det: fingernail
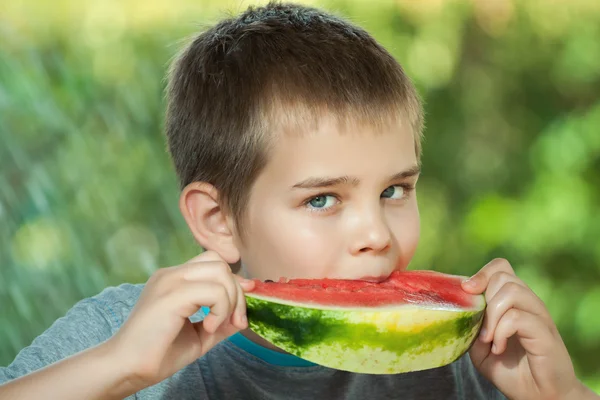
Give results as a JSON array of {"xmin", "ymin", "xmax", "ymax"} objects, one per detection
[
  {"xmin": 492, "ymin": 344, "xmax": 497, "ymax": 353},
  {"xmin": 479, "ymin": 328, "xmax": 487, "ymax": 341},
  {"xmin": 241, "ymin": 281, "xmax": 255, "ymax": 291},
  {"xmin": 463, "ymin": 278, "xmax": 476, "ymax": 288},
  {"xmin": 241, "ymin": 314, "xmax": 247, "ymax": 324}
]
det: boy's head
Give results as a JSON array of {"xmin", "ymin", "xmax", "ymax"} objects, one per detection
[{"xmin": 166, "ymin": 1, "xmax": 424, "ymax": 280}]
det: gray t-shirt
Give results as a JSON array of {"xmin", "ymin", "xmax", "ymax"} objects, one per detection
[{"xmin": 1, "ymin": 283, "xmax": 506, "ymax": 399}]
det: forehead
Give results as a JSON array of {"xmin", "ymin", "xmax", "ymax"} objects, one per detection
[{"xmin": 257, "ymin": 112, "xmax": 418, "ymax": 186}]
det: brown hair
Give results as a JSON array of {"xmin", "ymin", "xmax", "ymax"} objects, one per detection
[{"xmin": 165, "ymin": 1, "xmax": 423, "ymax": 235}]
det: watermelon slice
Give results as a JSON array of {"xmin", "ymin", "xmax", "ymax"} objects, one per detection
[{"xmin": 244, "ymin": 270, "xmax": 485, "ymax": 374}]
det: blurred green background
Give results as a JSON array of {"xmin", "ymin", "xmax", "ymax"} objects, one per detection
[{"xmin": 1, "ymin": 0, "xmax": 599, "ymax": 391}]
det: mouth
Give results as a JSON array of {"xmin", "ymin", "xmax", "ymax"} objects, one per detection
[{"xmin": 357, "ymin": 274, "xmax": 392, "ymax": 283}]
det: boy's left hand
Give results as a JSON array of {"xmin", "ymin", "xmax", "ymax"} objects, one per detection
[{"xmin": 462, "ymin": 258, "xmax": 590, "ymax": 400}]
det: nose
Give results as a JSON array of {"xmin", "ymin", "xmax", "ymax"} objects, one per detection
[{"xmin": 348, "ymin": 209, "xmax": 392, "ymax": 256}]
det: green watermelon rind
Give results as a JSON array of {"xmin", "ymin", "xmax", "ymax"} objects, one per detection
[{"xmin": 245, "ymin": 294, "xmax": 485, "ymax": 374}]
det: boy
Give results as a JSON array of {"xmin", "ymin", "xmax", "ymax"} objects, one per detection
[{"xmin": 0, "ymin": 2, "xmax": 596, "ymax": 399}]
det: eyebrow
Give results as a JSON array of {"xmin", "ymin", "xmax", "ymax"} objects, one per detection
[
  {"xmin": 388, "ymin": 165, "xmax": 421, "ymax": 181},
  {"xmin": 292, "ymin": 165, "xmax": 421, "ymax": 190}
]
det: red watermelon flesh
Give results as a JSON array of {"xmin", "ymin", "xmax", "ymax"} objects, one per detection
[{"xmin": 250, "ymin": 270, "xmax": 477, "ymax": 310}]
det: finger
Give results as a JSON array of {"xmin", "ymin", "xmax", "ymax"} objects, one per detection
[
  {"xmin": 161, "ymin": 251, "xmax": 225, "ymax": 276},
  {"xmin": 195, "ymin": 277, "xmax": 253, "ymax": 349},
  {"xmin": 180, "ymin": 262, "xmax": 239, "ymax": 315},
  {"xmin": 231, "ymin": 275, "xmax": 255, "ymax": 329},
  {"xmin": 172, "ymin": 281, "xmax": 233, "ymax": 334},
  {"xmin": 231, "ymin": 279, "xmax": 249, "ymax": 330},
  {"xmin": 491, "ymin": 308, "xmax": 553, "ymax": 357},
  {"xmin": 234, "ymin": 274, "xmax": 256, "ymax": 292},
  {"xmin": 480, "ymin": 281, "xmax": 550, "ymax": 343},
  {"xmin": 468, "ymin": 331, "xmax": 493, "ymax": 370},
  {"xmin": 462, "ymin": 258, "xmax": 515, "ymax": 294},
  {"xmin": 186, "ymin": 250, "xmax": 223, "ymax": 263},
  {"xmin": 194, "ymin": 318, "xmax": 239, "ymax": 354},
  {"xmin": 484, "ymin": 271, "xmax": 528, "ymax": 301},
  {"xmin": 149, "ymin": 251, "xmax": 228, "ymax": 287}
]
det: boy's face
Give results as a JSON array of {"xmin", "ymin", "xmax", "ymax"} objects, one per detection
[{"xmin": 234, "ymin": 115, "xmax": 420, "ymax": 281}]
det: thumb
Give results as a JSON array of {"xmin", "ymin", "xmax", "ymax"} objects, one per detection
[{"xmin": 461, "ymin": 273, "xmax": 486, "ymax": 295}]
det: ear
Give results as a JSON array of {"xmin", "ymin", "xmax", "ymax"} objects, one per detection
[{"xmin": 179, "ymin": 182, "xmax": 240, "ymax": 264}]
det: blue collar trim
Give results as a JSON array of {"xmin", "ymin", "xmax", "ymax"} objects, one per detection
[{"xmin": 228, "ymin": 332, "xmax": 317, "ymax": 367}]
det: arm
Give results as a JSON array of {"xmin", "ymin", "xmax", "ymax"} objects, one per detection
[
  {"xmin": 0, "ymin": 292, "xmax": 138, "ymax": 399},
  {"xmin": 0, "ymin": 340, "xmax": 139, "ymax": 400},
  {"xmin": 1, "ymin": 252, "xmax": 253, "ymax": 399}
]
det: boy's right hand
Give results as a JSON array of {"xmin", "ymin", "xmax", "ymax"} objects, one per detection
[{"xmin": 107, "ymin": 251, "xmax": 254, "ymax": 391}]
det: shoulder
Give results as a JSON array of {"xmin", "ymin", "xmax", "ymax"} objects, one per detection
[
  {"xmin": 84, "ymin": 282, "xmax": 145, "ymax": 327},
  {"xmin": 34, "ymin": 282, "xmax": 147, "ymax": 343},
  {"xmin": 92, "ymin": 282, "xmax": 145, "ymax": 305},
  {"xmin": 0, "ymin": 283, "xmax": 146, "ymax": 383}
]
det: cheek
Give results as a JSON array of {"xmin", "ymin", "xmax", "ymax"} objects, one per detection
[
  {"xmin": 275, "ymin": 213, "xmax": 344, "ymax": 278},
  {"xmin": 243, "ymin": 207, "xmax": 340, "ymax": 279},
  {"xmin": 389, "ymin": 200, "xmax": 421, "ymax": 259}
]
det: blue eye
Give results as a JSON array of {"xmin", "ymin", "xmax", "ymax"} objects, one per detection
[
  {"xmin": 307, "ymin": 195, "xmax": 337, "ymax": 209},
  {"xmin": 381, "ymin": 185, "xmax": 405, "ymax": 199}
]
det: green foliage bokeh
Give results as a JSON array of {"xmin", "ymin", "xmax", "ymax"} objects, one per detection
[{"xmin": 1, "ymin": 0, "xmax": 599, "ymax": 391}]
